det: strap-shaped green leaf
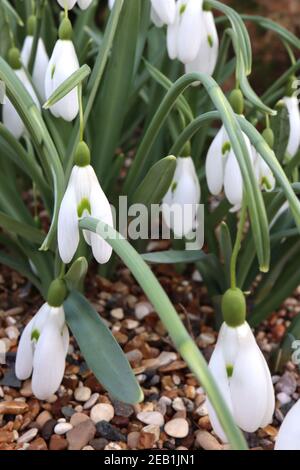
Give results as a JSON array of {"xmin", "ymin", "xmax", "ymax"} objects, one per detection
[
  {"xmin": 141, "ymin": 249, "xmax": 206, "ymax": 264},
  {"xmin": 132, "ymin": 156, "xmax": 176, "ymax": 207},
  {"xmin": 64, "ymin": 291, "xmax": 143, "ymax": 405},
  {"xmin": 43, "ymin": 65, "xmax": 91, "ymax": 109}
]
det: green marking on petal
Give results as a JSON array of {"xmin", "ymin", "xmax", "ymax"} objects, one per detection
[
  {"xmin": 180, "ymin": 4, "xmax": 186, "ymax": 15},
  {"xmin": 226, "ymin": 364, "xmax": 234, "ymax": 378},
  {"xmin": 208, "ymin": 35, "xmax": 213, "ymax": 48},
  {"xmin": 51, "ymin": 64, "xmax": 56, "ymax": 79},
  {"xmin": 222, "ymin": 141, "xmax": 231, "ymax": 155},
  {"xmin": 31, "ymin": 329, "xmax": 40, "ymax": 341},
  {"xmin": 77, "ymin": 198, "xmax": 91, "ymax": 218},
  {"xmin": 171, "ymin": 181, "xmax": 178, "ymax": 193}
]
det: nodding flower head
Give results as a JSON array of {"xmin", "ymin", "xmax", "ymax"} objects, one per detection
[
  {"xmin": 275, "ymin": 400, "xmax": 300, "ymax": 450},
  {"xmin": 57, "ymin": 0, "xmax": 93, "ymax": 10},
  {"xmin": 58, "ymin": 142, "xmax": 113, "ymax": 265},
  {"xmin": 162, "ymin": 156, "xmax": 201, "ymax": 238},
  {"xmin": 15, "ymin": 300, "xmax": 69, "ymax": 400}
]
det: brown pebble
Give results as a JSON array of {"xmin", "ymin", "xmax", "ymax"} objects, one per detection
[
  {"xmin": 36, "ymin": 411, "xmax": 53, "ymax": 429},
  {"xmin": 139, "ymin": 431, "xmax": 156, "ymax": 449},
  {"xmin": 127, "ymin": 431, "xmax": 140, "ymax": 449},
  {"xmin": 28, "ymin": 437, "xmax": 48, "ymax": 451},
  {"xmin": 195, "ymin": 430, "xmax": 222, "ymax": 450},
  {"xmin": 70, "ymin": 412, "xmax": 90, "ymax": 427},
  {"xmin": 198, "ymin": 415, "xmax": 212, "ymax": 430},
  {"xmin": 66, "ymin": 420, "xmax": 96, "ymax": 450},
  {"xmin": 0, "ymin": 401, "xmax": 29, "ymax": 415},
  {"xmin": 0, "ymin": 430, "xmax": 14, "ymax": 444},
  {"xmin": 49, "ymin": 435, "xmax": 68, "ymax": 451}
]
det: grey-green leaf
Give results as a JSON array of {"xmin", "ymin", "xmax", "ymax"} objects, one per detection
[
  {"xmin": 64, "ymin": 291, "xmax": 143, "ymax": 405},
  {"xmin": 132, "ymin": 156, "xmax": 176, "ymax": 207}
]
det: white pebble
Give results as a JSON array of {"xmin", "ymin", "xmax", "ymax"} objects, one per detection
[
  {"xmin": 74, "ymin": 386, "xmax": 92, "ymax": 402},
  {"xmin": 90, "ymin": 403, "xmax": 114, "ymax": 423},
  {"xmin": 277, "ymin": 392, "xmax": 292, "ymax": 405},
  {"xmin": 54, "ymin": 423, "xmax": 73, "ymax": 435},
  {"xmin": 164, "ymin": 418, "xmax": 189, "ymax": 438},
  {"xmin": 137, "ymin": 411, "xmax": 164, "ymax": 427},
  {"xmin": 17, "ymin": 428, "xmax": 38, "ymax": 444}
]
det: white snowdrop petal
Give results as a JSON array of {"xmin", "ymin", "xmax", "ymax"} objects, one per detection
[
  {"xmin": 108, "ymin": 0, "xmax": 115, "ymax": 9},
  {"xmin": 162, "ymin": 157, "xmax": 200, "ymax": 237},
  {"xmin": 32, "ymin": 315, "xmax": 66, "ymax": 400},
  {"xmin": 57, "ymin": 0, "xmax": 77, "ymax": 9},
  {"xmin": 2, "ymin": 97, "xmax": 25, "ymax": 139},
  {"xmin": 177, "ymin": 0, "xmax": 203, "ymax": 64},
  {"xmin": 58, "ymin": 183, "xmax": 79, "ymax": 264},
  {"xmin": 47, "ymin": 40, "xmax": 79, "ymax": 121},
  {"xmin": 205, "ymin": 126, "xmax": 227, "ymax": 195},
  {"xmin": 151, "ymin": 6, "xmax": 164, "ymax": 28},
  {"xmin": 224, "ymin": 150, "xmax": 243, "ymax": 210},
  {"xmin": 22, "ymin": 37, "xmax": 49, "ymax": 101},
  {"xmin": 77, "ymin": 0, "xmax": 93, "ymax": 9},
  {"xmin": 15, "ymin": 318, "xmax": 35, "ymax": 380},
  {"xmin": 167, "ymin": 19, "xmax": 179, "ymax": 60},
  {"xmin": 207, "ymin": 334, "xmax": 233, "ymax": 443},
  {"xmin": 89, "ymin": 174, "xmax": 114, "ymax": 264},
  {"xmin": 230, "ymin": 323, "xmax": 274, "ymax": 432},
  {"xmin": 185, "ymin": 11, "xmax": 219, "ymax": 77},
  {"xmin": 151, "ymin": 0, "xmax": 176, "ymax": 25},
  {"xmin": 284, "ymin": 96, "xmax": 300, "ymax": 158},
  {"xmin": 275, "ymin": 400, "xmax": 300, "ymax": 450},
  {"xmin": 62, "ymin": 325, "xmax": 70, "ymax": 356}
]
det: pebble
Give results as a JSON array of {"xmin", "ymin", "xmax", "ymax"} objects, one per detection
[
  {"xmin": 142, "ymin": 424, "xmax": 160, "ymax": 442},
  {"xmin": 20, "ymin": 380, "xmax": 33, "ymax": 398},
  {"xmin": 54, "ymin": 423, "xmax": 73, "ymax": 435},
  {"xmin": 66, "ymin": 420, "xmax": 96, "ymax": 451},
  {"xmin": 110, "ymin": 308, "xmax": 124, "ymax": 320},
  {"xmin": 49, "ymin": 435, "xmax": 68, "ymax": 451},
  {"xmin": 135, "ymin": 302, "xmax": 153, "ymax": 320},
  {"xmin": 112, "ymin": 400, "xmax": 134, "ymax": 418},
  {"xmin": 277, "ymin": 392, "xmax": 292, "ymax": 405},
  {"xmin": 41, "ymin": 419, "xmax": 57, "ymax": 441},
  {"xmin": 74, "ymin": 386, "xmax": 91, "ymax": 403},
  {"xmin": 89, "ymin": 438, "xmax": 109, "ymax": 450},
  {"xmin": 70, "ymin": 412, "xmax": 90, "ymax": 427},
  {"xmin": 275, "ymin": 372, "xmax": 297, "ymax": 396},
  {"xmin": 172, "ymin": 397, "xmax": 186, "ymax": 411},
  {"xmin": 82, "ymin": 445, "xmax": 94, "ymax": 450},
  {"xmin": 104, "ymin": 442, "xmax": 122, "ymax": 450},
  {"xmin": 0, "ymin": 401, "xmax": 28, "ymax": 415},
  {"xmin": 5, "ymin": 326, "xmax": 19, "ymax": 340},
  {"xmin": 164, "ymin": 418, "xmax": 189, "ymax": 438},
  {"xmin": 156, "ymin": 352, "xmax": 177, "ymax": 368},
  {"xmin": 17, "ymin": 428, "xmax": 38, "ymax": 444},
  {"xmin": 195, "ymin": 430, "xmax": 223, "ymax": 450},
  {"xmin": 127, "ymin": 431, "xmax": 140, "ymax": 449},
  {"xmin": 28, "ymin": 437, "xmax": 48, "ymax": 451},
  {"xmin": 61, "ymin": 406, "xmax": 75, "ymax": 419},
  {"xmin": 36, "ymin": 411, "xmax": 53, "ymax": 428},
  {"xmin": 96, "ymin": 421, "xmax": 126, "ymax": 442},
  {"xmin": 83, "ymin": 393, "xmax": 99, "ymax": 410},
  {"xmin": 195, "ymin": 403, "xmax": 208, "ymax": 417},
  {"xmin": 91, "ymin": 403, "xmax": 114, "ymax": 423},
  {"xmin": 137, "ymin": 411, "xmax": 164, "ymax": 427}
]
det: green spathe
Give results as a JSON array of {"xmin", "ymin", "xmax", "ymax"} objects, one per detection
[
  {"xmin": 47, "ymin": 279, "xmax": 68, "ymax": 307},
  {"xmin": 59, "ymin": 17, "xmax": 73, "ymax": 41},
  {"xmin": 8, "ymin": 47, "xmax": 21, "ymax": 70},
  {"xmin": 229, "ymin": 89, "xmax": 244, "ymax": 116},
  {"xmin": 222, "ymin": 288, "xmax": 246, "ymax": 327},
  {"xmin": 74, "ymin": 141, "xmax": 91, "ymax": 167}
]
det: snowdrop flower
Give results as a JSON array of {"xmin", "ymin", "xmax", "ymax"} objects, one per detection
[
  {"xmin": 283, "ymin": 96, "xmax": 300, "ymax": 158},
  {"xmin": 109, "ymin": 0, "xmax": 176, "ymax": 26},
  {"xmin": 275, "ymin": 400, "xmax": 300, "ymax": 450},
  {"xmin": 45, "ymin": 18, "xmax": 79, "ymax": 121},
  {"xmin": 162, "ymin": 156, "xmax": 201, "ymax": 237},
  {"xmin": 21, "ymin": 17, "xmax": 49, "ymax": 101},
  {"xmin": 206, "ymin": 125, "xmax": 254, "ymax": 212},
  {"xmin": 207, "ymin": 288, "xmax": 275, "ymax": 443},
  {"xmin": 57, "ymin": 0, "xmax": 93, "ymax": 10},
  {"xmin": 185, "ymin": 9, "xmax": 219, "ymax": 77},
  {"xmin": 15, "ymin": 280, "xmax": 69, "ymax": 400},
  {"xmin": 58, "ymin": 142, "xmax": 113, "ymax": 264},
  {"xmin": 167, "ymin": 0, "xmax": 203, "ymax": 63},
  {"xmin": 2, "ymin": 48, "xmax": 40, "ymax": 140}
]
